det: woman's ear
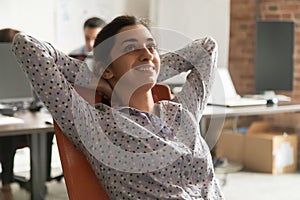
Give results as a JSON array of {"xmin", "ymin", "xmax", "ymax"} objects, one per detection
[
  {"xmin": 102, "ymin": 68, "xmax": 114, "ymax": 80},
  {"xmin": 94, "ymin": 61, "xmax": 113, "ymax": 80}
]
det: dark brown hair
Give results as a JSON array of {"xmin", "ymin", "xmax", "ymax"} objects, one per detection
[
  {"xmin": 93, "ymin": 15, "xmax": 150, "ymax": 66},
  {"xmin": 0, "ymin": 28, "xmax": 20, "ymax": 43},
  {"xmin": 83, "ymin": 17, "xmax": 106, "ymax": 29}
]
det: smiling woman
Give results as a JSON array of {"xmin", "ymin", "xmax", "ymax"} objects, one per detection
[
  {"xmin": 100, "ymin": 24, "xmax": 161, "ymax": 110},
  {"xmin": 12, "ymin": 15, "xmax": 223, "ymax": 199}
]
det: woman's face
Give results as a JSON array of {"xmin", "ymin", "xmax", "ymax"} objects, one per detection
[{"xmin": 104, "ymin": 24, "xmax": 160, "ymax": 91}]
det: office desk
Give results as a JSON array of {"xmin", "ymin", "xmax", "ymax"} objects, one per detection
[
  {"xmin": 2, "ymin": 103, "xmax": 300, "ymax": 199},
  {"xmin": 0, "ymin": 110, "xmax": 53, "ymax": 200},
  {"xmin": 201, "ymin": 102, "xmax": 300, "ymax": 149}
]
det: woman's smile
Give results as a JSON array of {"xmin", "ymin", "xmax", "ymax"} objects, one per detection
[{"xmin": 133, "ymin": 64, "xmax": 157, "ymax": 77}]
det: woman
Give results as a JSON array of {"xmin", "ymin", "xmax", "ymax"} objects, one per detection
[{"xmin": 12, "ymin": 15, "xmax": 223, "ymax": 199}]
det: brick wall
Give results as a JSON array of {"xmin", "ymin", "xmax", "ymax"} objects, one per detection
[
  {"xmin": 229, "ymin": 0, "xmax": 257, "ymax": 94},
  {"xmin": 229, "ymin": 0, "xmax": 300, "ymax": 99},
  {"xmin": 230, "ymin": 0, "xmax": 300, "ymax": 167}
]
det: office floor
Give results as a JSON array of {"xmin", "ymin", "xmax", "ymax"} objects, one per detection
[{"xmin": 2, "ymin": 140, "xmax": 300, "ymax": 200}]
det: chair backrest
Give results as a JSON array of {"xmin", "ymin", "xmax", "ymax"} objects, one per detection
[{"xmin": 54, "ymin": 83, "xmax": 172, "ymax": 200}]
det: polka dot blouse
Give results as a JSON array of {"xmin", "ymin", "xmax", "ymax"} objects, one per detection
[{"xmin": 12, "ymin": 33, "xmax": 224, "ymax": 199}]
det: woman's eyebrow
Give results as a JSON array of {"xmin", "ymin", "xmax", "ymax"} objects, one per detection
[
  {"xmin": 122, "ymin": 38, "xmax": 138, "ymax": 44},
  {"xmin": 146, "ymin": 38, "xmax": 154, "ymax": 42},
  {"xmin": 121, "ymin": 38, "xmax": 155, "ymax": 44}
]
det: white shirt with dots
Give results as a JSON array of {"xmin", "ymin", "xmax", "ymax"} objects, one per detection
[{"xmin": 12, "ymin": 33, "xmax": 224, "ymax": 200}]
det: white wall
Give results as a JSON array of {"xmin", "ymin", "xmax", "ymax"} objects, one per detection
[
  {"xmin": 0, "ymin": 0, "xmax": 229, "ymax": 66},
  {"xmin": 150, "ymin": 0, "xmax": 230, "ymax": 68},
  {"xmin": 0, "ymin": 0, "xmax": 56, "ymax": 42},
  {"xmin": 0, "ymin": 0, "xmax": 127, "ymax": 53}
]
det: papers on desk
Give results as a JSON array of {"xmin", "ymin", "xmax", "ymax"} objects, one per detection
[{"xmin": 0, "ymin": 114, "xmax": 24, "ymax": 126}]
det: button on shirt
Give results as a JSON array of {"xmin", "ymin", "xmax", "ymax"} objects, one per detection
[{"xmin": 12, "ymin": 33, "xmax": 224, "ymax": 199}]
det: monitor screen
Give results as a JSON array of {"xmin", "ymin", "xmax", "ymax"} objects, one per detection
[
  {"xmin": 255, "ymin": 21, "xmax": 294, "ymax": 93},
  {"xmin": 0, "ymin": 43, "xmax": 33, "ymax": 103}
]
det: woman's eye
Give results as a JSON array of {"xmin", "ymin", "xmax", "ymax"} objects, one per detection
[
  {"xmin": 147, "ymin": 44, "xmax": 157, "ymax": 51},
  {"xmin": 124, "ymin": 45, "xmax": 136, "ymax": 52}
]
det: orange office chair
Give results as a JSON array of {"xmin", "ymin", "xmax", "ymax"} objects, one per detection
[{"xmin": 54, "ymin": 83, "xmax": 172, "ymax": 200}]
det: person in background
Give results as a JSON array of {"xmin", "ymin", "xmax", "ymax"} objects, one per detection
[
  {"xmin": 69, "ymin": 17, "xmax": 106, "ymax": 58},
  {"xmin": 0, "ymin": 28, "xmax": 29, "ymax": 200},
  {"xmin": 12, "ymin": 15, "xmax": 224, "ymax": 199}
]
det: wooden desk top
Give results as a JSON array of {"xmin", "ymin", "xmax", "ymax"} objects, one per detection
[{"xmin": 0, "ymin": 110, "xmax": 53, "ymax": 137}]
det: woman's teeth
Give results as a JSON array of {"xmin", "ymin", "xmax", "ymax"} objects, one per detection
[{"xmin": 135, "ymin": 66, "xmax": 154, "ymax": 71}]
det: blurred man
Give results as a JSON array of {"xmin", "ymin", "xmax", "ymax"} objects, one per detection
[{"xmin": 69, "ymin": 17, "xmax": 106, "ymax": 57}]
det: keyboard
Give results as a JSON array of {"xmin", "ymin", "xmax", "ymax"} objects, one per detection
[
  {"xmin": 209, "ymin": 97, "xmax": 267, "ymax": 107},
  {"xmin": 1, "ymin": 101, "xmax": 28, "ymax": 110}
]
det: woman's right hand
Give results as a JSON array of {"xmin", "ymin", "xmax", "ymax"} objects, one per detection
[{"xmin": 96, "ymin": 78, "xmax": 113, "ymax": 100}]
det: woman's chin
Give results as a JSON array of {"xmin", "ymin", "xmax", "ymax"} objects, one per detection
[{"xmin": 137, "ymin": 82, "xmax": 156, "ymax": 91}]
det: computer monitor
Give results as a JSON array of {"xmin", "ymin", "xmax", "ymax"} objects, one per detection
[
  {"xmin": 254, "ymin": 20, "xmax": 294, "ymax": 96},
  {"xmin": 0, "ymin": 43, "xmax": 33, "ymax": 103}
]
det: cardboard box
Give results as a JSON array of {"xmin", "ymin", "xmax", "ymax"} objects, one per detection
[
  {"xmin": 216, "ymin": 131, "xmax": 244, "ymax": 164},
  {"xmin": 216, "ymin": 122, "xmax": 298, "ymax": 174}
]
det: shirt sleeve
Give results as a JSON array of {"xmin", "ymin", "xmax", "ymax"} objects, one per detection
[
  {"xmin": 11, "ymin": 33, "xmax": 101, "ymax": 148},
  {"xmin": 158, "ymin": 37, "xmax": 218, "ymax": 122}
]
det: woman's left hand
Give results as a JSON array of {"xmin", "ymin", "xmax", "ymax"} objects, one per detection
[{"xmin": 95, "ymin": 77, "xmax": 113, "ymax": 100}]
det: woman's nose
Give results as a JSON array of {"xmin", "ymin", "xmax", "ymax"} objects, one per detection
[{"xmin": 139, "ymin": 47, "xmax": 153, "ymax": 61}]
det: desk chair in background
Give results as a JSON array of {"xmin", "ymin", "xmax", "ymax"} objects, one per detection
[{"xmin": 54, "ymin": 83, "xmax": 172, "ymax": 200}]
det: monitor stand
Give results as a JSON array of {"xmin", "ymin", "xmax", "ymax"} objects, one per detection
[
  {"xmin": 263, "ymin": 91, "xmax": 291, "ymax": 102},
  {"xmin": 244, "ymin": 90, "xmax": 291, "ymax": 103},
  {"xmin": 249, "ymin": 91, "xmax": 291, "ymax": 102},
  {"xmin": 261, "ymin": 91, "xmax": 277, "ymax": 99}
]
